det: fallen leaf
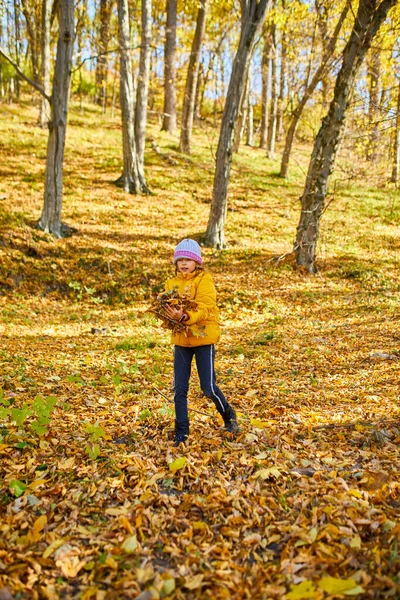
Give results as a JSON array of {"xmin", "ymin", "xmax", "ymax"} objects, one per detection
[
  {"xmin": 121, "ymin": 534, "xmax": 138, "ymax": 554},
  {"xmin": 318, "ymin": 576, "xmax": 364, "ymax": 595},
  {"xmin": 285, "ymin": 580, "xmax": 318, "ymax": 599},
  {"xmin": 169, "ymin": 456, "xmax": 187, "ymax": 473},
  {"xmin": 253, "ymin": 467, "xmax": 282, "ymax": 479},
  {"xmin": 184, "ymin": 573, "xmax": 204, "ymax": 590}
]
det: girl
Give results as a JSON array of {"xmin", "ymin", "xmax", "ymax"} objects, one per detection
[{"xmin": 164, "ymin": 238, "xmax": 239, "ymax": 446}]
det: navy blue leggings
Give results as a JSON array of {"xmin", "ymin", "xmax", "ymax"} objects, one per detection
[{"xmin": 173, "ymin": 345, "xmax": 229, "ymax": 423}]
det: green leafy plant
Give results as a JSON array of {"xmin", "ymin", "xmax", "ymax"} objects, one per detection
[
  {"xmin": 140, "ymin": 408, "xmax": 152, "ymax": 421},
  {"xmin": 9, "ymin": 479, "xmax": 27, "ymax": 498},
  {"xmin": 68, "ymin": 281, "xmax": 103, "ymax": 304},
  {"xmin": 0, "ymin": 392, "xmax": 57, "ymax": 438},
  {"xmin": 158, "ymin": 403, "xmax": 174, "ymax": 417},
  {"xmin": 84, "ymin": 421, "xmax": 106, "ymax": 459}
]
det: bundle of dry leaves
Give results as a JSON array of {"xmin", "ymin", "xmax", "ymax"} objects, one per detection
[{"xmin": 146, "ymin": 288, "xmax": 198, "ymax": 336}]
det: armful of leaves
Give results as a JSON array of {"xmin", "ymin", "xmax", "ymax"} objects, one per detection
[{"xmin": 145, "ymin": 288, "xmax": 198, "ymax": 336}]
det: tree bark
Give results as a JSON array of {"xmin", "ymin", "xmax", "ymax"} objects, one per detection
[
  {"xmin": 179, "ymin": 0, "xmax": 207, "ymax": 154},
  {"xmin": 246, "ymin": 62, "xmax": 253, "ymax": 146},
  {"xmin": 193, "ymin": 61, "xmax": 203, "ymax": 121},
  {"xmin": 279, "ymin": 0, "xmax": 350, "ymax": 178},
  {"xmin": 135, "ymin": 0, "xmax": 152, "ymax": 191},
  {"xmin": 391, "ymin": 80, "xmax": 400, "ymax": 185},
  {"xmin": 75, "ymin": 0, "xmax": 86, "ymax": 112},
  {"xmin": 0, "ymin": 17, "xmax": 3, "ymax": 98},
  {"xmin": 276, "ymin": 8, "xmax": 286, "ymax": 141},
  {"xmin": 233, "ymin": 64, "xmax": 250, "ymax": 153},
  {"xmin": 38, "ymin": 0, "xmax": 74, "ymax": 237},
  {"xmin": 259, "ymin": 27, "xmax": 271, "ymax": 149},
  {"xmin": 13, "ymin": 0, "xmax": 21, "ymax": 98},
  {"xmin": 205, "ymin": 0, "xmax": 272, "ymax": 248},
  {"xmin": 95, "ymin": 0, "xmax": 113, "ymax": 112},
  {"xmin": 117, "ymin": 0, "xmax": 142, "ymax": 194},
  {"xmin": 161, "ymin": 0, "xmax": 177, "ymax": 132},
  {"xmin": 39, "ymin": 0, "xmax": 52, "ymax": 128},
  {"xmin": 20, "ymin": 0, "xmax": 41, "ymax": 82},
  {"xmin": 267, "ymin": 19, "xmax": 277, "ymax": 159},
  {"xmin": 294, "ymin": 0, "xmax": 397, "ymax": 273},
  {"xmin": 367, "ymin": 48, "xmax": 381, "ymax": 163}
]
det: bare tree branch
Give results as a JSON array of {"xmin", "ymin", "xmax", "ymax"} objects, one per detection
[
  {"xmin": 0, "ymin": 46, "xmax": 52, "ymax": 103},
  {"xmin": 72, "ymin": 44, "xmax": 152, "ymax": 73}
]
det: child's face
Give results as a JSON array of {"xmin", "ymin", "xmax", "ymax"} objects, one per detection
[{"xmin": 176, "ymin": 258, "xmax": 197, "ymax": 274}]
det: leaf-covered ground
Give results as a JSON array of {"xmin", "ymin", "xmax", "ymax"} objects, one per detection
[{"xmin": 0, "ymin": 101, "xmax": 400, "ymax": 599}]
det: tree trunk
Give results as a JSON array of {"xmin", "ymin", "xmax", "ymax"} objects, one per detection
[
  {"xmin": 38, "ymin": 0, "xmax": 74, "ymax": 237},
  {"xmin": 193, "ymin": 61, "xmax": 203, "ymax": 121},
  {"xmin": 95, "ymin": 0, "xmax": 113, "ymax": 113},
  {"xmin": 205, "ymin": 0, "xmax": 272, "ymax": 248},
  {"xmin": 316, "ymin": 0, "xmax": 331, "ymax": 112},
  {"xmin": 279, "ymin": 0, "xmax": 350, "ymax": 178},
  {"xmin": 13, "ymin": 0, "xmax": 21, "ymax": 99},
  {"xmin": 179, "ymin": 0, "xmax": 207, "ymax": 154},
  {"xmin": 20, "ymin": 0, "xmax": 41, "ymax": 82},
  {"xmin": 259, "ymin": 27, "xmax": 271, "ymax": 149},
  {"xmin": 117, "ymin": 0, "xmax": 142, "ymax": 194},
  {"xmin": 391, "ymin": 80, "xmax": 400, "ymax": 185},
  {"xmin": 276, "ymin": 12, "xmax": 286, "ymax": 140},
  {"xmin": 39, "ymin": 0, "xmax": 52, "ymax": 128},
  {"xmin": 267, "ymin": 20, "xmax": 277, "ymax": 159},
  {"xmin": 75, "ymin": 2, "xmax": 85, "ymax": 113},
  {"xmin": 246, "ymin": 62, "xmax": 253, "ymax": 146},
  {"xmin": 367, "ymin": 48, "xmax": 381, "ymax": 163},
  {"xmin": 135, "ymin": 0, "xmax": 152, "ymax": 191},
  {"xmin": 233, "ymin": 65, "xmax": 250, "ymax": 153},
  {"xmin": 0, "ymin": 13, "xmax": 3, "ymax": 98},
  {"xmin": 295, "ymin": 0, "xmax": 397, "ymax": 273},
  {"xmin": 161, "ymin": 0, "xmax": 177, "ymax": 132}
]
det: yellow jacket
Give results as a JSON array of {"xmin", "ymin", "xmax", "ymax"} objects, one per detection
[{"xmin": 165, "ymin": 270, "xmax": 221, "ymax": 347}]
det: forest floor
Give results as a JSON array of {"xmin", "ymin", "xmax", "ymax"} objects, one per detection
[{"xmin": 0, "ymin": 100, "xmax": 400, "ymax": 600}]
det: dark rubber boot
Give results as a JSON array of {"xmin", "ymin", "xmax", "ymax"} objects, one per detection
[
  {"xmin": 175, "ymin": 420, "xmax": 189, "ymax": 446},
  {"xmin": 222, "ymin": 406, "xmax": 239, "ymax": 434}
]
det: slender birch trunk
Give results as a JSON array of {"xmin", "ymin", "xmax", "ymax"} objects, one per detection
[
  {"xmin": 161, "ymin": 0, "xmax": 177, "ymax": 132},
  {"xmin": 20, "ymin": 0, "xmax": 41, "ymax": 82},
  {"xmin": 39, "ymin": 0, "xmax": 52, "ymax": 128},
  {"xmin": 179, "ymin": 0, "xmax": 207, "ymax": 154},
  {"xmin": 193, "ymin": 61, "xmax": 203, "ymax": 121},
  {"xmin": 96, "ymin": 0, "xmax": 113, "ymax": 112},
  {"xmin": 260, "ymin": 27, "xmax": 271, "ymax": 149},
  {"xmin": 246, "ymin": 62, "xmax": 253, "ymax": 146},
  {"xmin": 276, "ymin": 16, "xmax": 286, "ymax": 140},
  {"xmin": 391, "ymin": 80, "xmax": 400, "ymax": 185},
  {"xmin": 267, "ymin": 20, "xmax": 277, "ymax": 159},
  {"xmin": 38, "ymin": 0, "xmax": 74, "ymax": 237},
  {"xmin": 117, "ymin": 0, "xmax": 141, "ymax": 193},
  {"xmin": 205, "ymin": 0, "xmax": 272, "ymax": 248},
  {"xmin": 295, "ymin": 0, "xmax": 397, "ymax": 272},
  {"xmin": 367, "ymin": 48, "xmax": 381, "ymax": 163},
  {"xmin": 13, "ymin": 0, "xmax": 21, "ymax": 99},
  {"xmin": 279, "ymin": 1, "xmax": 350, "ymax": 178},
  {"xmin": 135, "ymin": 0, "xmax": 152, "ymax": 191},
  {"xmin": 233, "ymin": 66, "xmax": 250, "ymax": 153}
]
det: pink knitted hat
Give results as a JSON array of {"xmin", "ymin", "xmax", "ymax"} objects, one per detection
[{"xmin": 173, "ymin": 239, "xmax": 202, "ymax": 265}]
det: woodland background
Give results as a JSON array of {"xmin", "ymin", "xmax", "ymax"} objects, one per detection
[{"xmin": 0, "ymin": 0, "xmax": 400, "ymax": 599}]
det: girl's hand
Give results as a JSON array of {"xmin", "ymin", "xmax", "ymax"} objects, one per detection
[{"xmin": 165, "ymin": 304, "xmax": 184, "ymax": 321}]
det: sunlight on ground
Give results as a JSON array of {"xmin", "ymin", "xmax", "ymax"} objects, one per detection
[{"xmin": 0, "ymin": 100, "xmax": 399, "ymax": 599}]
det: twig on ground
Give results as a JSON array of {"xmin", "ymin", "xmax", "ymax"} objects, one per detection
[
  {"xmin": 153, "ymin": 386, "xmax": 214, "ymax": 419},
  {"xmin": 313, "ymin": 419, "xmax": 400, "ymax": 431}
]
